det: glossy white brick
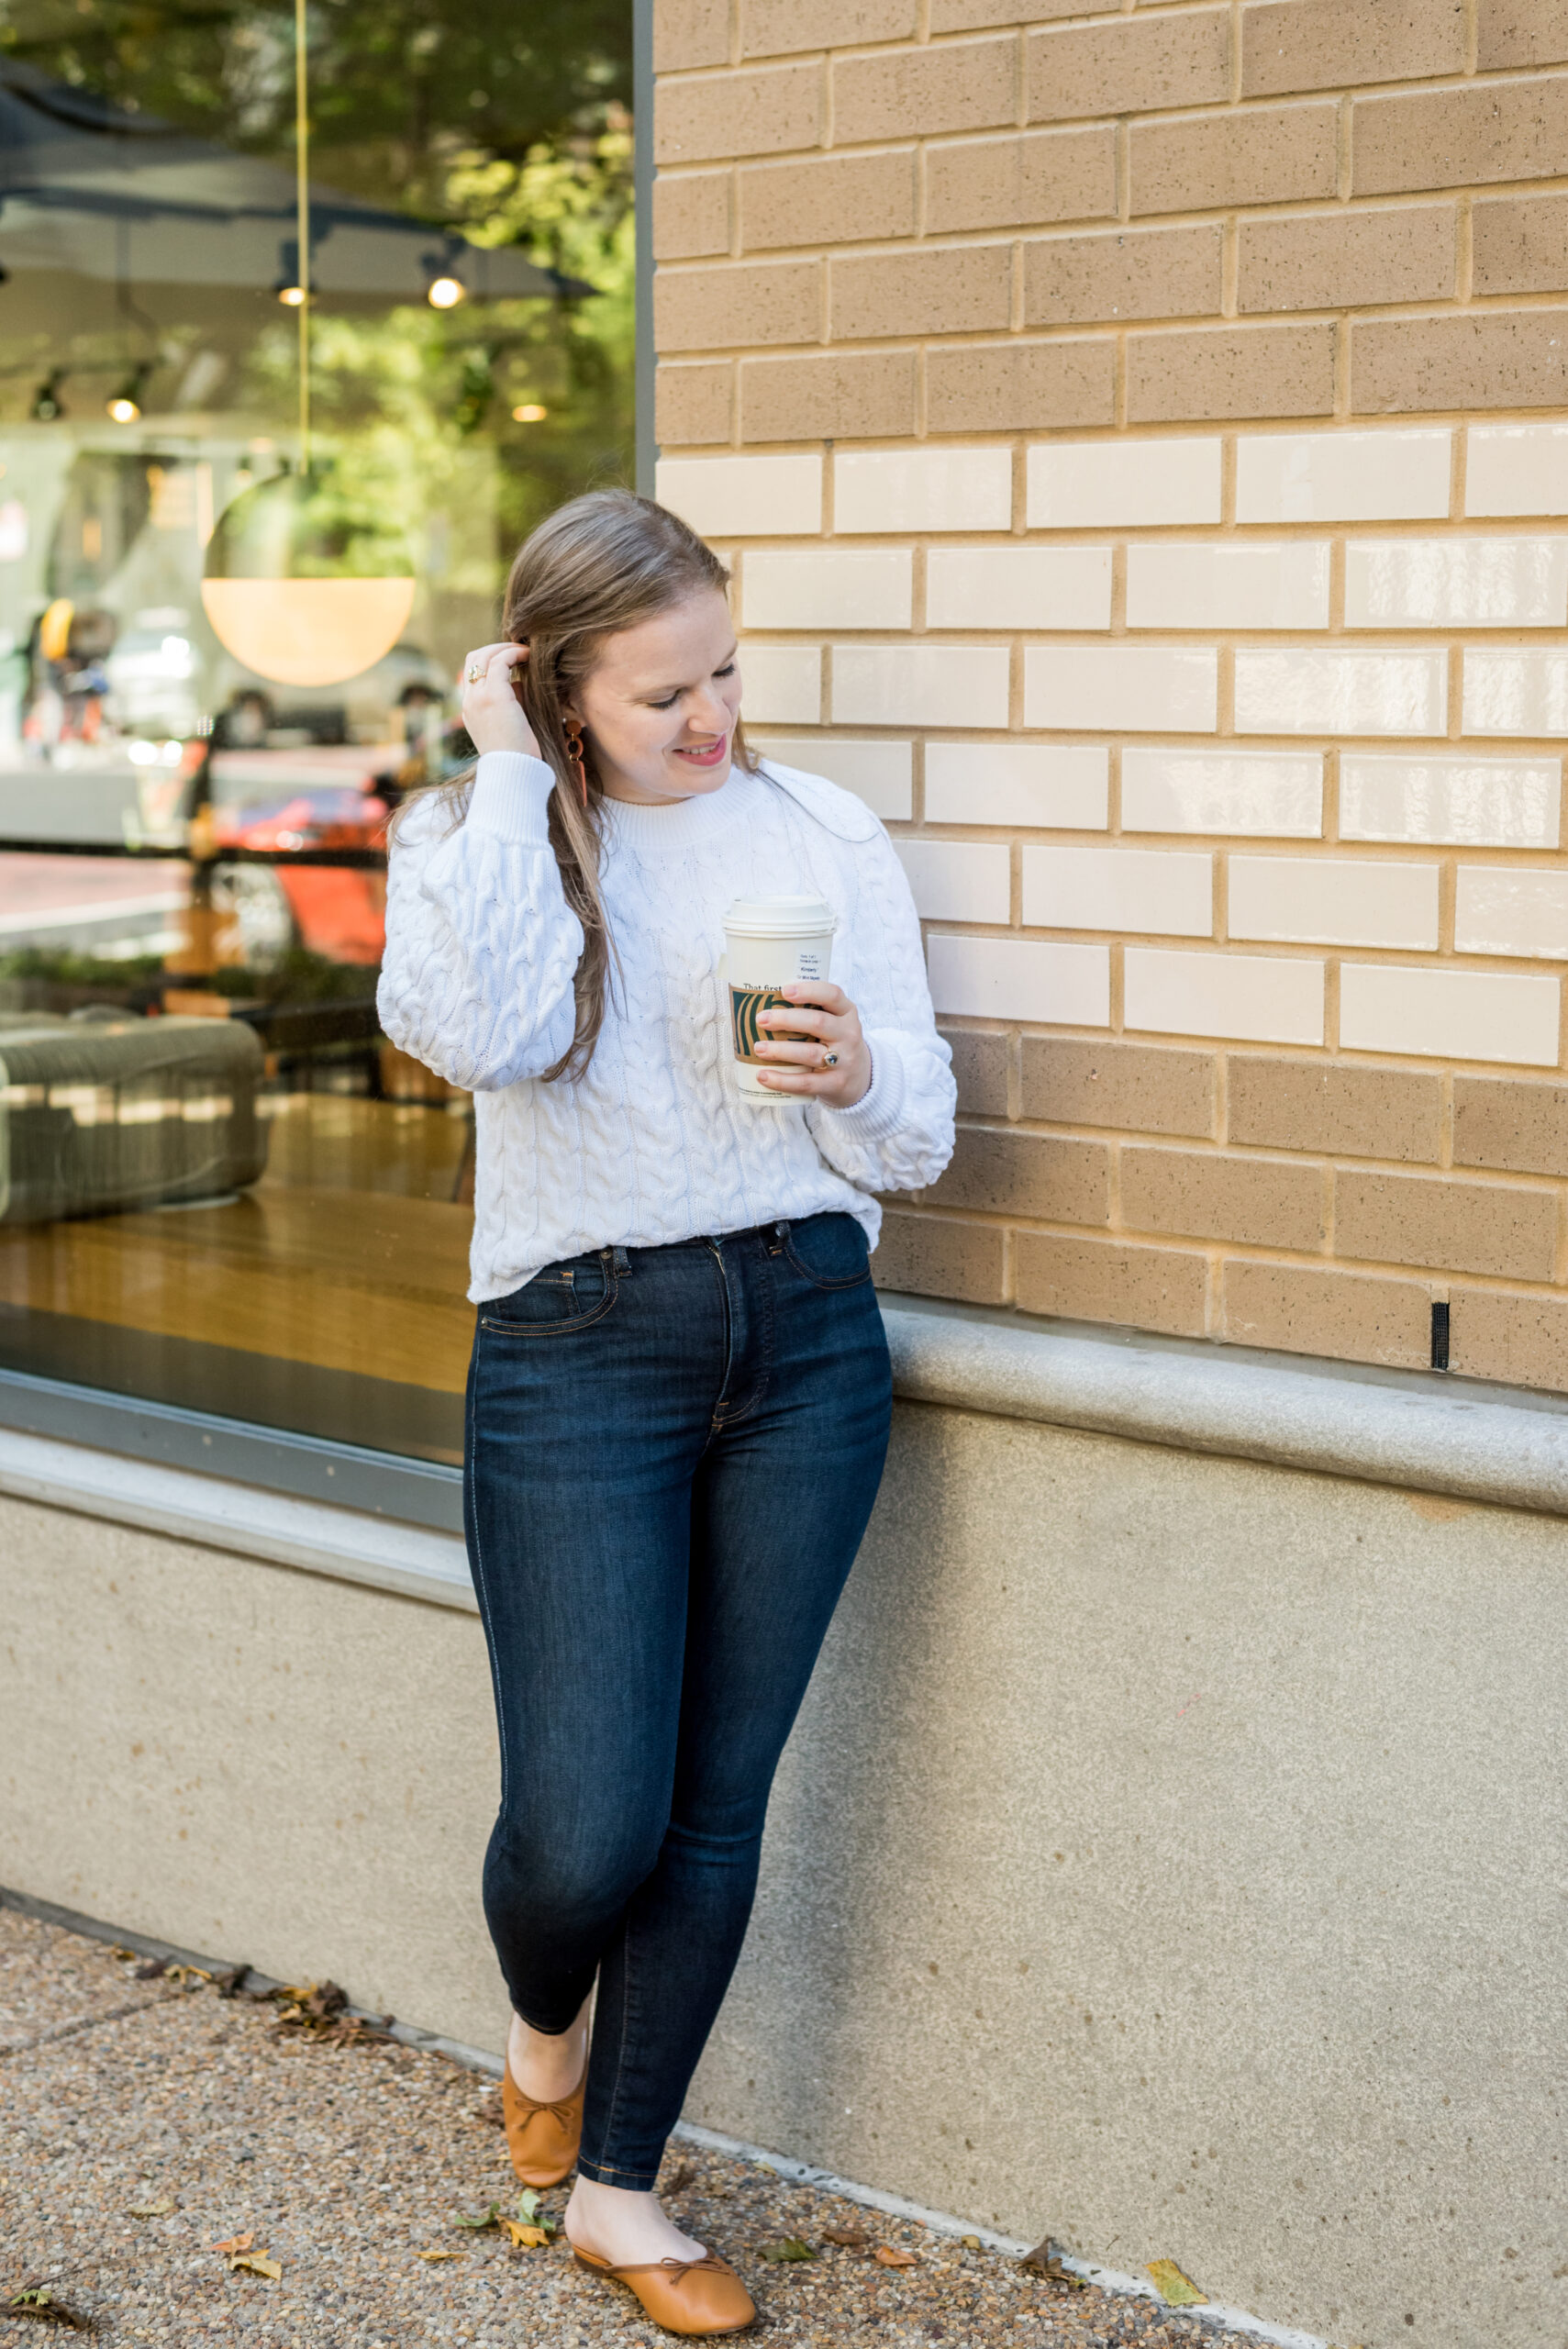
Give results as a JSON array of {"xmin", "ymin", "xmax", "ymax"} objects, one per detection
[
  {"xmin": 754, "ymin": 736, "xmax": 912, "ymax": 821},
  {"xmin": 655, "ymin": 453, "xmax": 823, "ymax": 539},
  {"xmin": 1466, "ymin": 424, "xmax": 1568, "ymax": 518},
  {"xmin": 926, "ymin": 546, "xmax": 1112, "ymax": 632},
  {"xmin": 834, "ymin": 448, "xmax": 1011, "ymax": 536},
  {"xmin": 1229, "ymin": 855, "xmax": 1439, "ymax": 951},
  {"xmin": 1024, "ymin": 646, "xmax": 1218, "ymax": 733},
  {"xmin": 1340, "ymin": 963, "xmax": 1560, "ymax": 1066},
  {"xmin": 740, "ymin": 645, "xmax": 821, "ymax": 725},
  {"xmin": 1345, "ymin": 538, "xmax": 1568, "ymax": 629},
  {"xmin": 1122, "ymin": 750, "xmax": 1322, "ymax": 838},
  {"xmin": 831, "ymin": 644, "xmax": 1009, "ymax": 730},
  {"xmin": 1234, "ymin": 650, "xmax": 1447, "ymax": 737},
  {"xmin": 1234, "ymin": 429, "xmax": 1451, "ymax": 524},
  {"xmin": 926, "ymin": 934, "xmax": 1110, "ymax": 1026},
  {"xmin": 927, "ymin": 742, "xmax": 1108, "ymax": 829},
  {"xmin": 1463, "ymin": 651, "xmax": 1568, "ymax": 737},
  {"xmin": 742, "ymin": 550, "xmax": 912, "ymax": 631},
  {"xmin": 1339, "ymin": 753, "xmax": 1560, "ymax": 849},
  {"xmin": 1021, "ymin": 845, "xmax": 1212, "ymax": 938},
  {"xmin": 895, "ymin": 841, "xmax": 1011, "ymax": 924},
  {"xmin": 1026, "ymin": 438, "xmax": 1221, "ymax": 529},
  {"xmin": 1126, "ymin": 542, "xmax": 1329, "ymax": 631},
  {"xmin": 1455, "ymin": 869, "xmax": 1568, "ymax": 962},
  {"xmin": 1124, "ymin": 948, "xmax": 1324, "ymax": 1047}
]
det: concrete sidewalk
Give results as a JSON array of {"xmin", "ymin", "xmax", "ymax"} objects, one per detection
[{"xmin": 0, "ymin": 1905, "xmax": 1222, "ymax": 2347}]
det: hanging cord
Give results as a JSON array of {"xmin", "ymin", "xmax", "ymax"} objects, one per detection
[{"xmin": 294, "ymin": 0, "xmax": 311, "ymax": 468}]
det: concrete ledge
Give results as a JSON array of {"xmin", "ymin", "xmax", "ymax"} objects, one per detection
[
  {"xmin": 883, "ymin": 1303, "xmax": 1568, "ymax": 1520},
  {"xmin": 0, "ymin": 1428, "xmax": 474, "ymax": 1610}
]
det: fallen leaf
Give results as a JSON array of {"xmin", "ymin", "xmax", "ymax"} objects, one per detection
[
  {"xmin": 758, "ymin": 2240, "xmax": 816, "ymax": 2265},
  {"xmin": 1019, "ymin": 2238, "xmax": 1086, "ymax": 2289},
  {"xmin": 1147, "ymin": 2259, "xmax": 1206, "ymax": 2308},
  {"xmin": 662, "ymin": 2162, "xmax": 695, "ymax": 2196},
  {"xmin": 514, "ymin": 2189, "xmax": 549, "ymax": 2225},
  {"xmin": 417, "ymin": 2251, "xmax": 462, "ymax": 2263},
  {"xmin": 133, "ymin": 1957, "xmax": 167, "ymax": 1981},
  {"xmin": 108, "ymin": 1946, "xmax": 139, "ymax": 1965},
  {"xmin": 821, "ymin": 2225, "xmax": 868, "ymax": 2249},
  {"xmin": 214, "ymin": 1965, "xmax": 251, "ymax": 1999},
  {"xmin": 501, "ymin": 2221, "xmax": 551, "ymax": 2248},
  {"xmin": 962, "ymin": 2236, "xmax": 983, "ymax": 2252},
  {"xmin": 210, "ymin": 2234, "xmax": 253, "ymax": 2256},
  {"xmin": 873, "ymin": 2245, "xmax": 917, "ymax": 2268},
  {"xmin": 128, "ymin": 2199, "xmax": 173, "ymax": 2219},
  {"xmin": 451, "ymin": 2203, "xmax": 501, "ymax": 2232},
  {"xmin": 4, "ymin": 2284, "xmax": 94, "ymax": 2330},
  {"xmin": 228, "ymin": 2254, "xmax": 282, "ymax": 2282}
]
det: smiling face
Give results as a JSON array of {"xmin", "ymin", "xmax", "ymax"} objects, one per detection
[{"xmin": 571, "ymin": 586, "xmax": 743, "ymax": 806}]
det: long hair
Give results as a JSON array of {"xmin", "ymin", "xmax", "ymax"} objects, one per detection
[{"xmin": 395, "ymin": 489, "xmax": 759, "ymax": 1081}]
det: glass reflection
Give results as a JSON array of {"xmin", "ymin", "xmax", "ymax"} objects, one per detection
[{"xmin": 0, "ymin": 1, "xmax": 633, "ymax": 1462}]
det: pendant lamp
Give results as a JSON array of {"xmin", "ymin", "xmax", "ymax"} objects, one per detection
[{"xmin": 199, "ymin": 0, "xmax": 416, "ymax": 691}]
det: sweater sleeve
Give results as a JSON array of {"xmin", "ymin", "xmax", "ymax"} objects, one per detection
[
  {"xmin": 806, "ymin": 823, "xmax": 956, "ymax": 1195},
  {"xmin": 377, "ymin": 752, "xmax": 584, "ymax": 1091}
]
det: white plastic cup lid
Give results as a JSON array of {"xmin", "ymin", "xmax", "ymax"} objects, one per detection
[{"xmin": 723, "ymin": 894, "xmax": 836, "ymax": 937}]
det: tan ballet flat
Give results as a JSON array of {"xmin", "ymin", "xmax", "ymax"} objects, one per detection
[
  {"xmin": 571, "ymin": 2243, "xmax": 756, "ymax": 2336},
  {"xmin": 502, "ymin": 2053, "xmax": 585, "ymax": 2188}
]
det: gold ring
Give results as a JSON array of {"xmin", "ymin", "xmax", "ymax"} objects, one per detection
[
  {"xmin": 466, "ymin": 662, "xmax": 484, "ymax": 682},
  {"xmin": 823, "ymin": 1049, "xmax": 840, "ymax": 1068}
]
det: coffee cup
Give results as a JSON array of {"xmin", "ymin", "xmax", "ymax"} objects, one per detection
[{"xmin": 721, "ymin": 894, "xmax": 837, "ymax": 1103}]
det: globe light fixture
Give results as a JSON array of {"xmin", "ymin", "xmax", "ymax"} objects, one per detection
[
  {"xmin": 201, "ymin": 466, "xmax": 415, "ymax": 689},
  {"xmin": 427, "ymin": 274, "xmax": 466, "ymax": 309}
]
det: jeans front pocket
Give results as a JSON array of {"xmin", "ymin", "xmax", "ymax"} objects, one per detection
[
  {"xmin": 780, "ymin": 1211, "xmax": 873, "ymax": 1291},
  {"xmin": 479, "ymin": 1252, "xmax": 620, "ymax": 1338}
]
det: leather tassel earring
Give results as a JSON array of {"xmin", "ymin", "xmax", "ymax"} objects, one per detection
[{"xmin": 562, "ymin": 717, "xmax": 588, "ymax": 808}]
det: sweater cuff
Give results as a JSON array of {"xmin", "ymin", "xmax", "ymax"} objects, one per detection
[
  {"xmin": 467, "ymin": 751, "xmax": 557, "ymax": 848},
  {"xmin": 815, "ymin": 1030, "xmax": 908, "ymax": 1145}
]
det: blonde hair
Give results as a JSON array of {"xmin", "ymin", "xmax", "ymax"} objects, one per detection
[{"xmin": 396, "ymin": 489, "xmax": 759, "ymax": 1080}]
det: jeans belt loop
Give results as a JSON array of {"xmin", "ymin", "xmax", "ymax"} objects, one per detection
[
  {"xmin": 610, "ymin": 1244, "xmax": 630, "ymax": 1275},
  {"xmin": 768, "ymin": 1219, "xmax": 789, "ymax": 1252}
]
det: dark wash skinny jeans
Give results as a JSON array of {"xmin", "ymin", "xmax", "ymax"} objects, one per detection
[{"xmin": 464, "ymin": 1211, "xmax": 892, "ymax": 2190}]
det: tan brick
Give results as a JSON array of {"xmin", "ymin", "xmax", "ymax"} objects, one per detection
[
  {"xmin": 1025, "ymin": 224, "xmax": 1222, "ymax": 329},
  {"xmin": 741, "ymin": 0, "xmax": 916, "ymax": 60},
  {"xmin": 1351, "ymin": 77, "xmax": 1568, "ymax": 198},
  {"xmin": 1016, "ymin": 1232, "xmax": 1209, "ymax": 1336},
  {"xmin": 654, "ymin": 0, "xmax": 729, "ymax": 72},
  {"xmin": 926, "ymin": 1126, "xmax": 1109, "ymax": 1223},
  {"xmin": 1129, "ymin": 102, "xmax": 1338, "ymax": 216},
  {"xmin": 1027, "ymin": 11, "xmax": 1230, "ymax": 127},
  {"xmin": 940, "ymin": 1027, "xmax": 1011, "ymax": 1118},
  {"xmin": 832, "ymin": 36, "xmax": 1017, "ymax": 146},
  {"xmin": 1477, "ymin": 1, "xmax": 1568, "ymax": 70},
  {"xmin": 927, "ymin": 336, "xmax": 1117, "ymax": 432},
  {"xmin": 830, "ymin": 242, "xmax": 1011, "ymax": 340},
  {"xmin": 656, "ymin": 61, "xmax": 823, "ymax": 166},
  {"xmin": 933, "ymin": 0, "xmax": 1083, "ymax": 28},
  {"xmin": 740, "ymin": 349, "xmax": 917, "ymax": 440},
  {"xmin": 1352, "ymin": 309, "xmax": 1568, "ymax": 413},
  {"xmin": 925, "ymin": 127, "xmax": 1116, "ymax": 235},
  {"xmin": 655, "ymin": 258, "xmax": 821, "ymax": 353},
  {"xmin": 1241, "ymin": 0, "xmax": 1466, "ymax": 99},
  {"xmin": 1449, "ymin": 1287, "xmax": 1568, "ymax": 1394},
  {"xmin": 873, "ymin": 1209, "xmax": 1006, "ymax": 1303},
  {"xmin": 740, "ymin": 151, "xmax": 916, "ymax": 252},
  {"xmin": 1238, "ymin": 205, "xmax": 1456, "ymax": 314},
  {"xmin": 1229, "ymin": 1057, "xmax": 1441, "ymax": 1163},
  {"xmin": 1454, "ymin": 1077, "xmax": 1568, "ymax": 1175},
  {"xmin": 1128, "ymin": 322, "xmax": 1335, "ymax": 424},
  {"xmin": 655, "ymin": 361, "xmax": 734, "ymax": 446},
  {"xmin": 1222, "ymin": 1260, "xmax": 1431, "ymax": 1369},
  {"xmin": 1121, "ymin": 1145, "xmax": 1324, "ymax": 1251},
  {"xmin": 1335, "ymin": 1169, "xmax": 1558, "ymax": 1282},
  {"xmin": 653, "ymin": 172, "xmax": 732, "ymax": 262},
  {"xmin": 1022, "ymin": 1038, "xmax": 1217, "ymax": 1137},
  {"xmin": 1473, "ymin": 194, "xmax": 1568, "ymax": 296}
]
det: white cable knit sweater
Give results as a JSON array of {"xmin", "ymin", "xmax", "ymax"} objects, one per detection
[{"xmin": 378, "ymin": 751, "xmax": 956, "ymax": 1302}]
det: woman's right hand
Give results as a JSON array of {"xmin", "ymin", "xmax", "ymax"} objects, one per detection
[{"xmin": 460, "ymin": 642, "xmax": 539, "ymax": 758}]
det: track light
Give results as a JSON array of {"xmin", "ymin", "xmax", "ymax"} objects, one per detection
[
  {"xmin": 277, "ymin": 283, "xmax": 307, "ymax": 307},
  {"xmin": 106, "ymin": 363, "xmax": 151, "ymax": 424},
  {"xmin": 30, "ymin": 370, "xmax": 66, "ymax": 422}
]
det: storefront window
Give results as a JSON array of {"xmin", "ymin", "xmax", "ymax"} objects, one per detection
[{"xmin": 0, "ymin": 1, "xmax": 634, "ymax": 1464}]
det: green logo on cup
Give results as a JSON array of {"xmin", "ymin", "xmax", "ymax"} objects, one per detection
[{"xmin": 730, "ymin": 985, "xmax": 808, "ymax": 1065}]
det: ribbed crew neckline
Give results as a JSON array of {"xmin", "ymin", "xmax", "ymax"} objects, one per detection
[{"xmin": 599, "ymin": 763, "xmax": 756, "ymax": 853}]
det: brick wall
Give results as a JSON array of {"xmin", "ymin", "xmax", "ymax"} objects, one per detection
[{"xmin": 651, "ymin": 0, "xmax": 1568, "ymax": 1396}]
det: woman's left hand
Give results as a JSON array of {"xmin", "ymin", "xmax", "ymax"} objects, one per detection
[{"xmin": 755, "ymin": 982, "xmax": 873, "ymax": 1108}]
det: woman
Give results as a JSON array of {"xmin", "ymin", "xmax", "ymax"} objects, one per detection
[{"xmin": 379, "ymin": 490, "xmax": 954, "ymax": 2337}]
